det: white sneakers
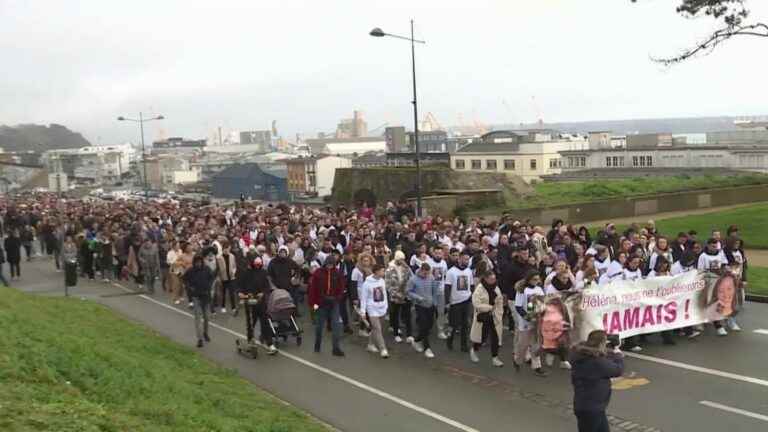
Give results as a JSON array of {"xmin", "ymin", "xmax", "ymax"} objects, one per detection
[
  {"xmin": 717, "ymin": 327, "xmax": 728, "ymax": 336},
  {"xmin": 394, "ymin": 336, "xmax": 403, "ymax": 343},
  {"xmin": 629, "ymin": 346, "xmax": 643, "ymax": 352},
  {"xmin": 221, "ymin": 307, "xmax": 227, "ymax": 314},
  {"xmin": 437, "ymin": 331, "xmax": 448, "ymax": 340},
  {"xmin": 560, "ymin": 361, "xmax": 572, "ymax": 370},
  {"xmin": 406, "ymin": 336, "xmax": 415, "ymax": 344},
  {"xmin": 380, "ymin": 349, "xmax": 389, "ymax": 359},
  {"xmin": 411, "ymin": 340, "xmax": 424, "ymax": 353},
  {"xmin": 366, "ymin": 344, "xmax": 379, "ymax": 353},
  {"xmin": 173, "ymin": 300, "xmax": 181, "ymax": 305},
  {"xmin": 266, "ymin": 345, "xmax": 278, "ymax": 355},
  {"xmin": 492, "ymin": 357, "xmax": 504, "ymax": 367},
  {"xmin": 469, "ymin": 349, "xmax": 479, "ymax": 363},
  {"xmin": 728, "ymin": 318, "xmax": 742, "ymax": 332},
  {"xmin": 359, "ymin": 329, "xmax": 371, "ymax": 337},
  {"xmin": 424, "ymin": 348, "xmax": 435, "ymax": 359},
  {"xmin": 688, "ymin": 330, "xmax": 702, "ymax": 339}
]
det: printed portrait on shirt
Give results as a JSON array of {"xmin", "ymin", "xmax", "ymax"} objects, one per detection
[
  {"xmin": 432, "ymin": 267, "xmax": 445, "ymax": 282},
  {"xmin": 373, "ymin": 285, "xmax": 385, "ymax": 302},
  {"xmin": 456, "ymin": 275, "xmax": 469, "ymax": 291}
]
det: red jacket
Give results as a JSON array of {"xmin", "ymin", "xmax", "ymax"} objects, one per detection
[{"xmin": 308, "ymin": 267, "xmax": 346, "ymax": 308}]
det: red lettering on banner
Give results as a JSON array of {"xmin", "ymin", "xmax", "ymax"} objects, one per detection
[
  {"xmin": 641, "ymin": 306, "xmax": 655, "ymax": 327},
  {"xmin": 664, "ymin": 301, "xmax": 677, "ymax": 323},
  {"xmin": 609, "ymin": 311, "xmax": 622, "ymax": 334},
  {"xmin": 623, "ymin": 307, "xmax": 640, "ymax": 330}
]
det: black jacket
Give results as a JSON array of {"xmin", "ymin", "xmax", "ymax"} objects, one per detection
[
  {"xmin": 4, "ymin": 236, "xmax": 21, "ymax": 262},
  {"xmin": 267, "ymin": 256, "xmax": 299, "ymax": 290},
  {"xmin": 183, "ymin": 266, "xmax": 216, "ymax": 299},
  {"xmin": 238, "ymin": 267, "xmax": 271, "ymax": 297},
  {"xmin": 500, "ymin": 257, "xmax": 535, "ymax": 297},
  {"xmin": 569, "ymin": 344, "xmax": 624, "ymax": 412}
]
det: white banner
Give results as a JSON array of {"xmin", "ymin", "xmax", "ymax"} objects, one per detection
[
  {"xmin": 530, "ymin": 270, "xmax": 743, "ymax": 346},
  {"xmin": 570, "ymin": 270, "xmax": 742, "ymax": 340}
]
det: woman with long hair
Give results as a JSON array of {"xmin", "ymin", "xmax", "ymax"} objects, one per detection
[{"xmin": 470, "ymin": 272, "xmax": 505, "ymax": 367}]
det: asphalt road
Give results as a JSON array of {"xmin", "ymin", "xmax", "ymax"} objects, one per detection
[{"xmin": 13, "ymin": 258, "xmax": 768, "ymax": 432}]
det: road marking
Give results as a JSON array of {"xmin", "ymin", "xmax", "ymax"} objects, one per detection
[
  {"xmin": 626, "ymin": 352, "xmax": 768, "ymax": 388},
  {"xmin": 110, "ymin": 283, "xmax": 480, "ymax": 432},
  {"xmin": 700, "ymin": 401, "xmax": 768, "ymax": 422},
  {"xmin": 753, "ymin": 329, "xmax": 768, "ymax": 335}
]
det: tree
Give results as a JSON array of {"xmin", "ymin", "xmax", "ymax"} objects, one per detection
[{"xmin": 633, "ymin": 0, "xmax": 768, "ymax": 65}]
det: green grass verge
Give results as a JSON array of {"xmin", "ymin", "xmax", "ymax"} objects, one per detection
[
  {"xmin": 0, "ymin": 287, "xmax": 328, "ymax": 432},
  {"xmin": 604, "ymin": 203, "xmax": 768, "ymax": 249},
  {"xmin": 507, "ymin": 174, "xmax": 768, "ymax": 210},
  {"xmin": 747, "ymin": 267, "xmax": 768, "ymax": 297}
]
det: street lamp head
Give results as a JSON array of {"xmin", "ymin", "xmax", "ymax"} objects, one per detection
[
  {"xmin": 369, "ymin": 27, "xmax": 386, "ymax": 37},
  {"xmin": 117, "ymin": 116, "xmax": 126, "ymax": 121}
]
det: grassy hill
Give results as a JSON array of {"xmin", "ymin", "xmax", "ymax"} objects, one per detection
[
  {"xmin": 0, "ymin": 287, "xmax": 328, "ymax": 432},
  {"xmin": 508, "ymin": 174, "xmax": 768, "ymax": 210}
]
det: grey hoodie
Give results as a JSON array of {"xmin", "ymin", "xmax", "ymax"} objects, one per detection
[{"xmin": 406, "ymin": 273, "xmax": 439, "ymax": 308}]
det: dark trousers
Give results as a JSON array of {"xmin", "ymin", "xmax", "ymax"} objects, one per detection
[
  {"xmin": 473, "ymin": 319, "xmax": 499, "ymax": 357},
  {"xmin": 22, "ymin": 243, "xmax": 32, "ymax": 260},
  {"xmin": 0, "ymin": 263, "xmax": 9, "ymax": 286},
  {"xmin": 65, "ymin": 262, "xmax": 78, "ymax": 287},
  {"xmin": 116, "ymin": 258, "xmax": 126, "ymax": 280},
  {"xmin": 246, "ymin": 302, "xmax": 273, "ymax": 345},
  {"xmin": 575, "ymin": 410, "xmax": 610, "ymax": 432},
  {"xmin": 82, "ymin": 255, "xmax": 94, "ymax": 279},
  {"xmin": 389, "ymin": 300, "xmax": 413, "ymax": 337},
  {"xmin": 339, "ymin": 293, "xmax": 350, "ymax": 328},
  {"xmin": 221, "ymin": 280, "xmax": 237, "ymax": 309},
  {"xmin": 9, "ymin": 260, "xmax": 20, "ymax": 278},
  {"xmin": 415, "ymin": 305, "xmax": 435, "ymax": 349},
  {"xmin": 447, "ymin": 299, "xmax": 471, "ymax": 350},
  {"xmin": 314, "ymin": 302, "xmax": 341, "ymax": 351}
]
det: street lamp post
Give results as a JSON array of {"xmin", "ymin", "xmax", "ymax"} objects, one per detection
[
  {"xmin": 117, "ymin": 113, "xmax": 164, "ymax": 200},
  {"xmin": 370, "ymin": 20, "xmax": 425, "ymax": 218}
]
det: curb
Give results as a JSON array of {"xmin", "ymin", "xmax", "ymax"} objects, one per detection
[{"xmin": 746, "ymin": 294, "xmax": 768, "ymax": 304}]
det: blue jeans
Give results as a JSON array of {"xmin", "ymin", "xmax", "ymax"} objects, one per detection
[{"xmin": 314, "ymin": 302, "xmax": 341, "ymax": 351}]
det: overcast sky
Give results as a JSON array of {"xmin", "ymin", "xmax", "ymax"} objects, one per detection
[{"xmin": 1, "ymin": 0, "xmax": 766, "ymax": 145}]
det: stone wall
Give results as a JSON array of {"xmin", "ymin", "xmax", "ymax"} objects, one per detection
[
  {"xmin": 331, "ymin": 167, "xmax": 520, "ymax": 205},
  {"xmin": 467, "ymin": 184, "xmax": 768, "ymax": 224}
]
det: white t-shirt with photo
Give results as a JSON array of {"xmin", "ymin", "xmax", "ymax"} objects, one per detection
[{"xmin": 445, "ymin": 266, "xmax": 473, "ymax": 305}]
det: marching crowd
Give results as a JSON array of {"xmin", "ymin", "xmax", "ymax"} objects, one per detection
[{"xmin": 2, "ymin": 194, "xmax": 748, "ymax": 374}]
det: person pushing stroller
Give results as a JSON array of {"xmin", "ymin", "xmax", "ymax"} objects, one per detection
[{"xmin": 239, "ymin": 257, "xmax": 277, "ymax": 354}]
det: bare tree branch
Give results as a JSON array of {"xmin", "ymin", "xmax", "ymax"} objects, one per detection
[
  {"xmin": 631, "ymin": 1, "xmax": 766, "ymax": 64},
  {"xmin": 652, "ymin": 21, "xmax": 768, "ymax": 65}
]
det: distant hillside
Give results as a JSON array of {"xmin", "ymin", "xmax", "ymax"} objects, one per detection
[
  {"xmin": 491, "ymin": 116, "xmax": 754, "ymax": 135},
  {"xmin": 0, "ymin": 124, "xmax": 91, "ymax": 153}
]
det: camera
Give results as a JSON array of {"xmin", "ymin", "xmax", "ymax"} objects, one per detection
[{"xmin": 606, "ymin": 334, "xmax": 621, "ymax": 349}]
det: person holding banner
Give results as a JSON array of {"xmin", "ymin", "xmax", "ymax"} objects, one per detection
[
  {"xmin": 598, "ymin": 251, "xmax": 626, "ymax": 285},
  {"xmin": 513, "ymin": 271, "xmax": 547, "ymax": 377},
  {"xmin": 698, "ymin": 238, "xmax": 731, "ymax": 336},
  {"xmin": 570, "ymin": 330, "xmax": 624, "ymax": 432},
  {"xmin": 723, "ymin": 236, "xmax": 746, "ymax": 332}
]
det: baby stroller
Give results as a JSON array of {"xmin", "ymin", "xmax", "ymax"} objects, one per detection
[{"xmin": 267, "ymin": 288, "xmax": 303, "ymax": 347}]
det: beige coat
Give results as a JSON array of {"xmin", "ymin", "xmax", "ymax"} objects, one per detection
[
  {"xmin": 470, "ymin": 283, "xmax": 505, "ymax": 346},
  {"xmin": 216, "ymin": 252, "xmax": 237, "ymax": 282}
]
